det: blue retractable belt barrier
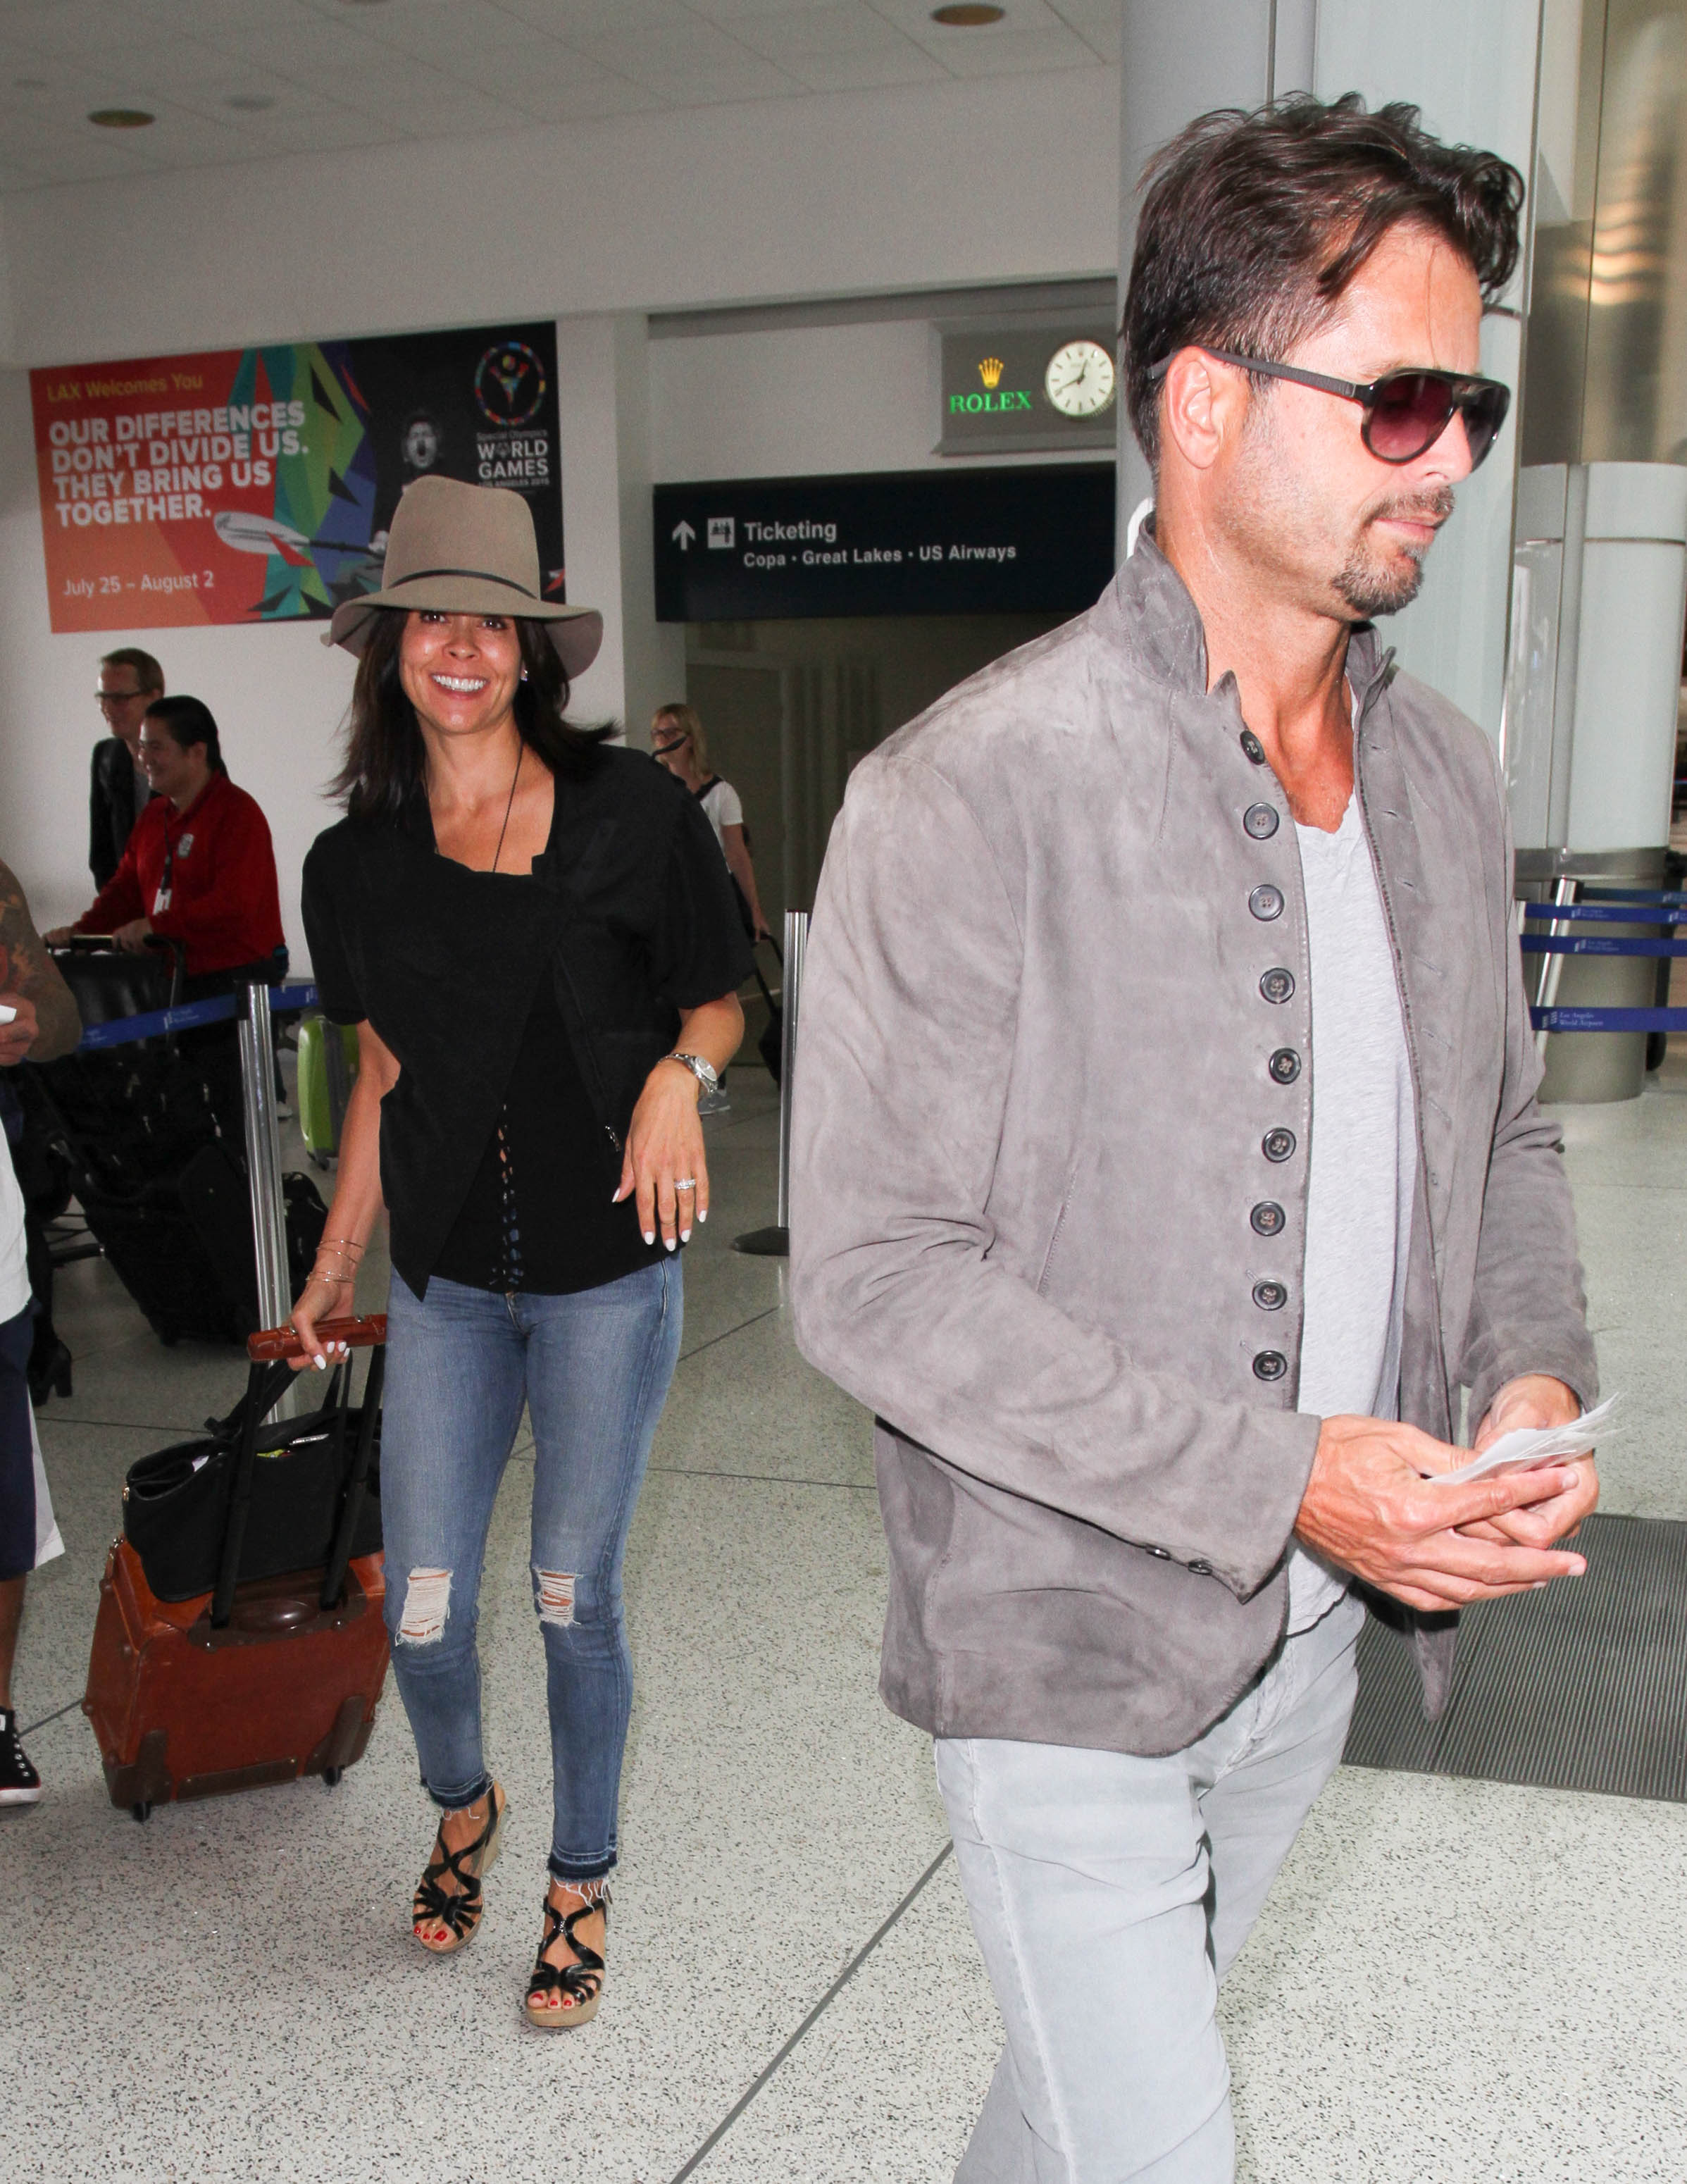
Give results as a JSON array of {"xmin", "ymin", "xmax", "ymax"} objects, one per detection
[
  {"xmin": 1531, "ymin": 1006, "xmax": 1687, "ymax": 1033},
  {"xmin": 1521, "ymin": 902, "xmax": 1687, "ymax": 924},
  {"xmin": 73, "ymin": 982, "xmax": 319, "ymax": 1053},
  {"xmin": 1521, "ymin": 934, "xmax": 1687, "ymax": 956}
]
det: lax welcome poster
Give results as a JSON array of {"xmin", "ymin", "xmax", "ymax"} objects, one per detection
[{"xmin": 30, "ymin": 321, "xmax": 564, "ymax": 634}]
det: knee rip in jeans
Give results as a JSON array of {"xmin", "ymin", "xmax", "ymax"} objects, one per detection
[
  {"xmin": 534, "ymin": 1568, "xmax": 576, "ymax": 1628},
  {"xmin": 398, "ymin": 1567, "xmax": 452, "ymax": 1646}
]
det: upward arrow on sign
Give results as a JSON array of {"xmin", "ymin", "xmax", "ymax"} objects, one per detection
[{"xmin": 672, "ymin": 519, "xmax": 696, "ymax": 550}]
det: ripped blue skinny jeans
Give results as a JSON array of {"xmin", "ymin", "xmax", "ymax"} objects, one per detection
[{"xmin": 381, "ymin": 1261, "xmax": 681, "ymax": 1882}]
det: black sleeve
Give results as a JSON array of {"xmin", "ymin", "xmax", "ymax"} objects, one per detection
[
  {"xmin": 651, "ymin": 793, "xmax": 756, "ymax": 1009},
  {"xmin": 301, "ymin": 835, "xmax": 367, "ymax": 1026},
  {"xmin": 89, "ymin": 746, "xmax": 111, "ymax": 890}
]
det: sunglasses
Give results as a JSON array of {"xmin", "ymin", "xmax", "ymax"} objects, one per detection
[{"xmin": 1152, "ymin": 349, "xmax": 1511, "ymax": 470}]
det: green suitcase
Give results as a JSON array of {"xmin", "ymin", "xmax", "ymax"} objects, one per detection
[{"xmin": 296, "ymin": 1016, "xmax": 359, "ymax": 1163}]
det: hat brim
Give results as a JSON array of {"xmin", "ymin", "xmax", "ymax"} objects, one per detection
[{"xmin": 324, "ymin": 576, "xmax": 603, "ymax": 681}]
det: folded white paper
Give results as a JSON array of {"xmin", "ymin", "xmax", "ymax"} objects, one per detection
[{"xmin": 1426, "ymin": 1395, "xmax": 1619, "ymax": 1487}]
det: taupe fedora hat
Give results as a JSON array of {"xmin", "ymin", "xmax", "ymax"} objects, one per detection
[{"xmin": 325, "ymin": 473, "xmax": 602, "ymax": 679}]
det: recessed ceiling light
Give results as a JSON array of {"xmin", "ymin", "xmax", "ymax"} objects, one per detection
[
  {"xmin": 225, "ymin": 92, "xmax": 275, "ymax": 112},
  {"xmin": 88, "ymin": 108, "xmax": 155, "ymax": 128},
  {"xmin": 931, "ymin": 4, "xmax": 1005, "ymax": 21}
]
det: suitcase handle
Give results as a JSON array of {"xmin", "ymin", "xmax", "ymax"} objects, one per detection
[{"xmin": 247, "ymin": 1313, "xmax": 387, "ymax": 1362}]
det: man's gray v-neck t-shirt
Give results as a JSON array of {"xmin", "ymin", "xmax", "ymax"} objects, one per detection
[{"xmin": 1286, "ymin": 790, "xmax": 1418, "ymax": 1633}]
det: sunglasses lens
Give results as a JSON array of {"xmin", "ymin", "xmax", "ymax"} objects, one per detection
[
  {"xmin": 1461, "ymin": 383, "xmax": 1509, "ymax": 471},
  {"xmin": 1366, "ymin": 373, "xmax": 1456, "ymax": 462}
]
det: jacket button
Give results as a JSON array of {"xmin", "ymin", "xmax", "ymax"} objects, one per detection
[
  {"xmin": 1243, "ymin": 801, "xmax": 1279, "ymax": 839},
  {"xmin": 1188, "ymin": 1559, "xmax": 1215, "ymax": 1575},
  {"xmin": 1262, "ymin": 1127, "xmax": 1297, "ymax": 1162},
  {"xmin": 1252, "ymin": 1279, "xmax": 1288, "ymax": 1310},
  {"xmin": 1269, "ymin": 1047, "xmax": 1302, "ymax": 1084},
  {"xmin": 1240, "ymin": 729, "xmax": 1266, "ymax": 764},
  {"xmin": 1259, "ymin": 967, "xmax": 1295, "ymax": 1004},
  {"xmin": 1250, "ymin": 1200, "xmax": 1286, "ymax": 1236},
  {"xmin": 1248, "ymin": 884, "xmax": 1284, "ymax": 921},
  {"xmin": 1252, "ymin": 1351, "xmax": 1288, "ymax": 1382}
]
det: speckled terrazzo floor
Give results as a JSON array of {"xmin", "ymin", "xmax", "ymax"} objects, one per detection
[{"xmin": 6, "ymin": 1058, "xmax": 1687, "ymax": 2183}]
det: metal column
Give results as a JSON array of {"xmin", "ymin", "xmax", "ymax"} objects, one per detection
[
  {"xmin": 237, "ymin": 981, "xmax": 301, "ymax": 1417},
  {"xmin": 735, "ymin": 908, "xmax": 807, "ymax": 1258}
]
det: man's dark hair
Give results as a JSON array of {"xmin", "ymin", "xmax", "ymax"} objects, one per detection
[
  {"xmin": 1123, "ymin": 94, "xmax": 1524, "ymax": 466},
  {"xmin": 100, "ymin": 645, "xmax": 163, "ymax": 694},
  {"xmin": 335, "ymin": 611, "xmax": 609, "ymax": 822},
  {"xmin": 145, "ymin": 694, "xmax": 226, "ymax": 776}
]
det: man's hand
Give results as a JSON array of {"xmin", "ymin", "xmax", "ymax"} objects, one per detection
[
  {"xmin": 1457, "ymin": 1374, "xmax": 1599, "ymax": 1550},
  {"xmin": 1295, "ymin": 1413, "xmax": 1588, "ymax": 1613},
  {"xmin": 41, "ymin": 927, "xmax": 73, "ymax": 948},
  {"xmin": 0, "ymin": 992, "xmax": 38, "ymax": 1067},
  {"xmin": 111, "ymin": 918, "xmax": 154, "ymax": 953}
]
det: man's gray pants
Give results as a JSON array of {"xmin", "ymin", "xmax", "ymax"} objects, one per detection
[{"xmin": 936, "ymin": 1591, "xmax": 1365, "ymax": 2184}]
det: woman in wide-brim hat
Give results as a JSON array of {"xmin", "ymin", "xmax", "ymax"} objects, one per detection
[{"xmin": 292, "ymin": 473, "xmax": 751, "ymax": 2028}]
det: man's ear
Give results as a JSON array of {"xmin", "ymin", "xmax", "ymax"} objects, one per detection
[{"xmin": 1159, "ymin": 349, "xmax": 1246, "ymax": 473}]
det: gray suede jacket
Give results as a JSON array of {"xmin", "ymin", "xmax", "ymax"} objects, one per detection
[{"xmin": 790, "ymin": 540, "xmax": 1597, "ymax": 1757}]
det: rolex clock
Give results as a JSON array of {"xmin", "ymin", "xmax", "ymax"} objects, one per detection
[{"xmin": 1045, "ymin": 338, "xmax": 1116, "ymax": 418}]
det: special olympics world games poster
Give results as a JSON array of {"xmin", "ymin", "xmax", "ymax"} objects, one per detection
[{"xmin": 31, "ymin": 321, "xmax": 563, "ymax": 633}]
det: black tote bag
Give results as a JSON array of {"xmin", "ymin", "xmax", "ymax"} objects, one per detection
[{"xmin": 122, "ymin": 1356, "xmax": 382, "ymax": 1603}]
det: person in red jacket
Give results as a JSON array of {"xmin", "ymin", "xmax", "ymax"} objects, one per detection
[{"xmin": 48, "ymin": 696, "xmax": 284, "ymax": 990}]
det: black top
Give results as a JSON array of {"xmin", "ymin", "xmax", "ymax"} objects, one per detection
[
  {"xmin": 301, "ymin": 745, "xmax": 752, "ymax": 1300},
  {"xmin": 89, "ymin": 737, "xmax": 149, "ymax": 891},
  {"xmin": 432, "ymin": 967, "xmax": 664, "ymax": 1296}
]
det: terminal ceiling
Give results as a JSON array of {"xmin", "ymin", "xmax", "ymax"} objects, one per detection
[{"xmin": 0, "ymin": 0, "xmax": 1121, "ymax": 192}]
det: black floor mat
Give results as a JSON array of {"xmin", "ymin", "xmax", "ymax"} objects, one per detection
[{"xmin": 1343, "ymin": 1514, "xmax": 1687, "ymax": 1802}]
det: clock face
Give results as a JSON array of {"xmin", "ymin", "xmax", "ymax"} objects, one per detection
[{"xmin": 1045, "ymin": 338, "xmax": 1116, "ymax": 419}]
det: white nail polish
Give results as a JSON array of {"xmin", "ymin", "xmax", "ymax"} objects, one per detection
[
  {"xmin": 697, "ymin": 1208, "xmax": 707, "ymax": 1223},
  {"xmin": 643, "ymin": 1231, "xmax": 655, "ymax": 1245},
  {"xmin": 313, "ymin": 1355, "xmax": 327, "ymax": 1372},
  {"xmin": 665, "ymin": 1238, "xmax": 676, "ymax": 1252},
  {"xmin": 680, "ymin": 1229, "xmax": 691, "ymax": 1243}
]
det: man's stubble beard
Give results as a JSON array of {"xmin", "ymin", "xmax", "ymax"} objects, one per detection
[{"xmin": 1334, "ymin": 485, "xmax": 1457, "ymax": 619}]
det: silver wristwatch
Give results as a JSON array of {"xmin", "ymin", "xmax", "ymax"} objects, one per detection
[{"xmin": 664, "ymin": 1050, "xmax": 720, "ymax": 1096}]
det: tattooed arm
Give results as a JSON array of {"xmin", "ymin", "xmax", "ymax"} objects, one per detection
[{"xmin": 0, "ymin": 858, "xmax": 81, "ymax": 1066}]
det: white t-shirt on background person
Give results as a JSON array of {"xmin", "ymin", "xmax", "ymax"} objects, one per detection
[
  {"xmin": 1, "ymin": 1128, "xmax": 30, "ymax": 1325},
  {"xmin": 697, "ymin": 778, "xmax": 744, "ymax": 850}
]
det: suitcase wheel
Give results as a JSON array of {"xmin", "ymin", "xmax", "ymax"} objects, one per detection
[
  {"xmin": 131, "ymin": 1801, "xmax": 151, "ymax": 1823},
  {"xmin": 323, "ymin": 1767, "xmax": 342, "ymax": 1788}
]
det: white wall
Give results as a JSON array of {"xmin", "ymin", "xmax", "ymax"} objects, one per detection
[
  {"xmin": 1, "ymin": 71, "xmax": 1121, "ymax": 367},
  {"xmin": 651, "ymin": 318, "xmax": 1109, "ymax": 483}
]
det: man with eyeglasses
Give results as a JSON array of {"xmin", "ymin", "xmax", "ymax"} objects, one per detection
[
  {"xmin": 792, "ymin": 97, "xmax": 1599, "ymax": 2182},
  {"xmin": 89, "ymin": 647, "xmax": 163, "ymax": 891}
]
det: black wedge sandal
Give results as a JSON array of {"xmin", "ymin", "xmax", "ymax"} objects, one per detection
[
  {"xmin": 411, "ymin": 1781, "xmax": 507, "ymax": 1955},
  {"xmin": 524, "ymin": 1886, "xmax": 611, "ymax": 2029}
]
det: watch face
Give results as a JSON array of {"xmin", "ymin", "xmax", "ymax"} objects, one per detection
[{"xmin": 1045, "ymin": 339, "xmax": 1116, "ymax": 419}]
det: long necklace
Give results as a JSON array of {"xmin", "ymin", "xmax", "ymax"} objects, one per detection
[{"xmin": 490, "ymin": 743, "xmax": 523, "ymax": 874}]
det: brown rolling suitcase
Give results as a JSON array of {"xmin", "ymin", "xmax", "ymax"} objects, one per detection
[{"xmin": 83, "ymin": 1315, "xmax": 391, "ymax": 1821}]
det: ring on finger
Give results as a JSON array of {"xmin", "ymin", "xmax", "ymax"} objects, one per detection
[{"xmin": 675, "ymin": 1176, "xmax": 697, "ymax": 1191}]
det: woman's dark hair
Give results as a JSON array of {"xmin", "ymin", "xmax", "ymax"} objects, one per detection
[
  {"xmin": 335, "ymin": 612, "xmax": 610, "ymax": 820},
  {"xmin": 145, "ymin": 694, "xmax": 225, "ymax": 776},
  {"xmin": 1123, "ymin": 94, "xmax": 1524, "ymax": 467}
]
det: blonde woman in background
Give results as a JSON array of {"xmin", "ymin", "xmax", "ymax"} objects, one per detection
[{"xmin": 651, "ymin": 705, "xmax": 771, "ymax": 943}]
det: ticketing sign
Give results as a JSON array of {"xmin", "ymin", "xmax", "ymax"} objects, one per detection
[{"xmin": 654, "ymin": 465, "xmax": 1115, "ymax": 622}]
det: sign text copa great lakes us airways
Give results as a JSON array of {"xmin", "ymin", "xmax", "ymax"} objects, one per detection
[{"xmin": 653, "ymin": 466, "xmax": 1114, "ymax": 622}]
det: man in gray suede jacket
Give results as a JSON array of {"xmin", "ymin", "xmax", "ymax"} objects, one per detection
[{"xmin": 792, "ymin": 98, "xmax": 1601, "ymax": 2184}]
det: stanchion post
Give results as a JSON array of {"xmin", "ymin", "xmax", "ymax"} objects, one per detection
[
  {"xmin": 237, "ymin": 981, "xmax": 301, "ymax": 1419},
  {"xmin": 735, "ymin": 907, "xmax": 808, "ymax": 1258}
]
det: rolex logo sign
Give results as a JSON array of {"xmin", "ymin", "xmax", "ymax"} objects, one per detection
[{"xmin": 951, "ymin": 354, "xmax": 1031, "ymax": 416}]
